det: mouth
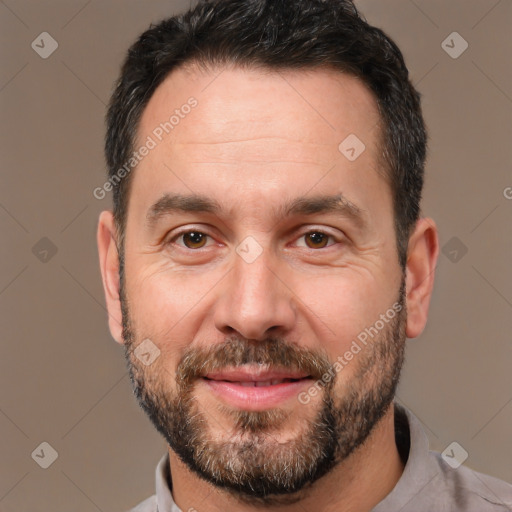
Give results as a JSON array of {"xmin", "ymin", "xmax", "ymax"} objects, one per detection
[
  {"xmin": 203, "ymin": 367, "xmax": 311, "ymax": 385},
  {"xmin": 203, "ymin": 377, "xmax": 306, "ymax": 387},
  {"xmin": 200, "ymin": 367, "xmax": 314, "ymax": 410}
]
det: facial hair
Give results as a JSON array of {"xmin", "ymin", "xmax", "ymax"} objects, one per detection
[{"xmin": 120, "ymin": 271, "xmax": 407, "ymax": 507}]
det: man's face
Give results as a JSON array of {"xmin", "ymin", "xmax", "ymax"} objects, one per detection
[{"xmin": 119, "ymin": 65, "xmax": 406, "ymax": 502}]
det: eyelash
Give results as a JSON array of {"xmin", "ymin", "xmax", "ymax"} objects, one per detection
[{"xmin": 166, "ymin": 228, "xmax": 340, "ymax": 251}]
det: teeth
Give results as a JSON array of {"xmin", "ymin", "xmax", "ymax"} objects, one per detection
[
  {"xmin": 239, "ymin": 381, "xmax": 257, "ymax": 387},
  {"xmin": 256, "ymin": 380, "xmax": 273, "ymax": 387},
  {"xmin": 235, "ymin": 379, "xmax": 292, "ymax": 387}
]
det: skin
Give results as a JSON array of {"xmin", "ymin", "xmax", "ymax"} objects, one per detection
[{"xmin": 97, "ymin": 64, "xmax": 439, "ymax": 512}]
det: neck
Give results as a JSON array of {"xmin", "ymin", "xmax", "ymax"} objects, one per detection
[{"xmin": 168, "ymin": 404, "xmax": 403, "ymax": 512}]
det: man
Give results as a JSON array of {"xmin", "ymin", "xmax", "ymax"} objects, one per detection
[{"xmin": 97, "ymin": 0, "xmax": 512, "ymax": 510}]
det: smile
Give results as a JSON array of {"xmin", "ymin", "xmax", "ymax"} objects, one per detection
[{"xmin": 201, "ymin": 369, "xmax": 313, "ymax": 410}]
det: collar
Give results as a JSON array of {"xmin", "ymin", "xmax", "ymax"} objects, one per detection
[
  {"xmin": 155, "ymin": 450, "xmax": 179, "ymax": 512},
  {"xmin": 372, "ymin": 403, "xmax": 439, "ymax": 511}
]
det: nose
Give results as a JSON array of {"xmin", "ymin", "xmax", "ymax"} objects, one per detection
[{"xmin": 213, "ymin": 246, "xmax": 297, "ymax": 341}]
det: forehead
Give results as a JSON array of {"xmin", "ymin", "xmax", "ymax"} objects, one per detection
[
  {"xmin": 138, "ymin": 63, "xmax": 382, "ymax": 151},
  {"xmin": 129, "ymin": 63, "xmax": 388, "ymax": 226}
]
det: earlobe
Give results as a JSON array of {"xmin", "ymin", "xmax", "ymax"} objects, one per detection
[
  {"xmin": 404, "ymin": 218, "xmax": 439, "ymax": 339},
  {"xmin": 97, "ymin": 210, "xmax": 124, "ymax": 344}
]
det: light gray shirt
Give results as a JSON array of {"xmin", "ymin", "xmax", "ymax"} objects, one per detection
[{"xmin": 127, "ymin": 404, "xmax": 512, "ymax": 511}]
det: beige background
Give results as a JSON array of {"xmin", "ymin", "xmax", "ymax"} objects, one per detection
[{"xmin": 1, "ymin": 1, "xmax": 511, "ymax": 511}]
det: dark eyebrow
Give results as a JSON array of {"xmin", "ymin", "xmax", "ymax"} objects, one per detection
[
  {"xmin": 146, "ymin": 193, "xmax": 222, "ymax": 228},
  {"xmin": 282, "ymin": 193, "xmax": 368, "ymax": 229},
  {"xmin": 146, "ymin": 192, "xmax": 367, "ymax": 230}
]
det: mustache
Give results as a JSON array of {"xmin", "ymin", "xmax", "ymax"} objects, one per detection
[{"xmin": 175, "ymin": 335, "xmax": 334, "ymax": 389}]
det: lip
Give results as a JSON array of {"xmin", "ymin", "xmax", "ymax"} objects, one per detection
[
  {"xmin": 204, "ymin": 367, "xmax": 310, "ymax": 382},
  {"xmin": 201, "ymin": 367, "xmax": 313, "ymax": 410}
]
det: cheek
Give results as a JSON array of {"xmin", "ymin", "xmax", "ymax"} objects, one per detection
[
  {"xmin": 294, "ymin": 272, "xmax": 387, "ymax": 354},
  {"xmin": 125, "ymin": 266, "xmax": 219, "ymax": 353}
]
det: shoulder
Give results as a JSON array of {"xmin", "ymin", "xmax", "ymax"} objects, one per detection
[
  {"xmin": 375, "ymin": 405, "xmax": 512, "ymax": 512},
  {"xmin": 124, "ymin": 494, "xmax": 157, "ymax": 512},
  {"xmin": 430, "ymin": 451, "xmax": 512, "ymax": 511}
]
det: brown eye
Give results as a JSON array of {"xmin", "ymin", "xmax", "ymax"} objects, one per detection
[
  {"xmin": 304, "ymin": 232, "xmax": 330, "ymax": 249},
  {"xmin": 182, "ymin": 231, "xmax": 208, "ymax": 249}
]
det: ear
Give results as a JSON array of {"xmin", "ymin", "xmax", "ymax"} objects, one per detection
[
  {"xmin": 97, "ymin": 210, "xmax": 124, "ymax": 344},
  {"xmin": 405, "ymin": 217, "xmax": 439, "ymax": 338}
]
